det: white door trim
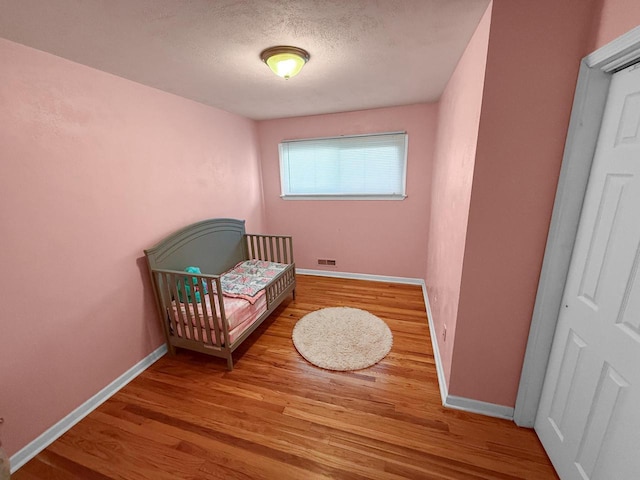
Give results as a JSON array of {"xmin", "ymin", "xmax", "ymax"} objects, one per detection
[{"xmin": 514, "ymin": 26, "xmax": 640, "ymax": 427}]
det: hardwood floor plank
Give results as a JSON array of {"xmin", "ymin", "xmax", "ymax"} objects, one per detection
[
  {"xmin": 15, "ymin": 450, "xmax": 115, "ymax": 480},
  {"xmin": 13, "ymin": 275, "xmax": 558, "ymax": 479}
]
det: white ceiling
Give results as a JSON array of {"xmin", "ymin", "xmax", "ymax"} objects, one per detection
[{"xmin": 0, "ymin": 0, "xmax": 490, "ymax": 120}]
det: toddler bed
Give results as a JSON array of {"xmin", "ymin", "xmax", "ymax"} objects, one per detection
[{"xmin": 144, "ymin": 218, "xmax": 296, "ymax": 370}]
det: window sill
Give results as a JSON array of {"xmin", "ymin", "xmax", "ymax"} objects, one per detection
[{"xmin": 280, "ymin": 194, "xmax": 407, "ymax": 201}]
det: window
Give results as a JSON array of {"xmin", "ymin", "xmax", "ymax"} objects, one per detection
[{"xmin": 278, "ymin": 131, "xmax": 408, "ymax": 200}]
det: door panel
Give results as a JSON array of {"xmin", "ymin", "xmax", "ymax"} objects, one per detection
[
  {"xmin": 577, "ymin": 173, "xmax": 630, "ymax": 309},
  {"xmin": 535, "ymin": 63, "xmax": 640, "ymax": 479},
  {"xmin": 547, "ymin": 330, "xmax": 586, "ymax": 441},
  {"xmin": 574, "ymin": 363, "xmax": 628, "ymax": 479},
  {"xmin": 615, "ymin": 244, "xmax": 640, "ymax": 338}
]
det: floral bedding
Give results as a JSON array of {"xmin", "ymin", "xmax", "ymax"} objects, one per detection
[{"xmin": 221, "ymin": 260, "xmax": 287, "ymax": 304}]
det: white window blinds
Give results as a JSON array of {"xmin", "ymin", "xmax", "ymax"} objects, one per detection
[{"xmin": 278, "ymin": 132, "xmax": 408, "ymax": 200}]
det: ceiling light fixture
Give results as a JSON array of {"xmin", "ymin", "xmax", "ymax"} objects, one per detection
[{"xmin": 260, "ymin": 46, "xmax": 310, "ymax": 80}]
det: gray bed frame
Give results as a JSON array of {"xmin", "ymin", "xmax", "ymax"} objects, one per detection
[{"xmin": 144, "ymin": 218, "xmax": 296, "ymax": 370}]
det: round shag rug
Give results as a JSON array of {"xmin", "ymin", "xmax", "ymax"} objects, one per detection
[{"xmin": 292, "ymin": 307, "xmax": 393, "ymax": 371}]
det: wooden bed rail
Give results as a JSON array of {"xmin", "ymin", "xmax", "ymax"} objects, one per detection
[
  {"xmin": 265, "ymin": 265, "xmax": 297, "ymax": 305},
  {"xmin": 245, "ymin": 234, "xmax": 294, "ymax": 264},
  {"xmin": 150, "ymin": 268, "xmax": 230, "ymax": 350}
]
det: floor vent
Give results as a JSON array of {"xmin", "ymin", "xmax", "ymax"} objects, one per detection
[{"xmin": 317, "ymin": 259, "xmax": 336, "ymax": 266}]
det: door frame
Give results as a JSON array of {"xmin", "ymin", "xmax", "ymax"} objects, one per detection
[{"xmin": 514, "ymin": 26, "xmax": 640, "ymax": 427}]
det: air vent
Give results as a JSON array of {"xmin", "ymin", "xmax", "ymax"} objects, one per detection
[{"xmin": 317, "ymin": 259, "xmax": 336, "ymax": 266}]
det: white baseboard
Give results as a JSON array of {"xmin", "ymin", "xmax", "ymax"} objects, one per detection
[
  {"xmin": 296, "ymin": 268, "xmax": 425, "ymax": 285},
  {"xmin": 422, "ymin": 284, "xmax": 514, "ymax": 420},
  {"xmin": 444, "ymin": 395, "xmax": 515, "ymax": 420},
  {"xmin": 10, "ymin": 344, "xmax": 167, "ymax": 473},
  {"xmin": 422, "ymin": 284, "xmax": 449, "ymax": 406}
]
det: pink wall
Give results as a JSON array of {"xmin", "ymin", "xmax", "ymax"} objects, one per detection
[
  {"xmin": 5, "ymin": 2, "xmax": 637, "ymax": 459},
  {"xmin": 426, "ymin": 4, "xmax": 492, "ymax": 387},
  {"xmin": 591, "ymin": 0, "xmax": 640, "ymax": 49},
  {"xmin": 448, "ymin": 0, "xmax": 597, "ymax": 406},
  {"xmin": 257, "ymin": 104, "xmax": 436, "ymax": 279},
  {"xmin": 0, "ymin": 38, "xmax": 264, "ymax": 456}
]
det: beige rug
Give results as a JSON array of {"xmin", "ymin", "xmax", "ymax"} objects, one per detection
[{"xmin": 292, "ymin": 307, "xmax": 393, "ymax": 371}]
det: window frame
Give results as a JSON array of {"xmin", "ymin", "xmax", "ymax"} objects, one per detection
[{"xmin": 278, "ymin": 131, "xmax": 408, "ymax": 201}]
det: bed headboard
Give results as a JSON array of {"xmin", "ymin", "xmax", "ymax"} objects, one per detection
[{"xmin": 144, "ymin": 218, "xmax": 247, "ymax": 275}]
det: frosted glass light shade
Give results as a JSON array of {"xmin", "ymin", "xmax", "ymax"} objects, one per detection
[{"xmin": 260, "ymin": 46, "xmax": 310, "ymax": 79}]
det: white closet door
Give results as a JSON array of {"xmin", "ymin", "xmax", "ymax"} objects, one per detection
[{"xmin": 535, "ymin": 63, "xmax": 640, "ymax": 479}]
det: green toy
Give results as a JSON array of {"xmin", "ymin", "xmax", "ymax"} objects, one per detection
[{"xmin": 177, "ymin": 266, "xmax": 208, "ymax": 303}]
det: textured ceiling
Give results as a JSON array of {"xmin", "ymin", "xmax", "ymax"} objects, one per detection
[{"xmin": 0, "ymin": 0, "xmax": 490, "ymax": 120}]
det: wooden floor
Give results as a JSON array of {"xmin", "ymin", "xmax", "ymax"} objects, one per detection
[{"xmin": 14, "ymin": 275, "xmax": 558, "ymax": 480}]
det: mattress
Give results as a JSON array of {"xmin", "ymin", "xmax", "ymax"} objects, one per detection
[{"xmin": 171, "ymin": 292, "xmax": 267, "ymax": 345}]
